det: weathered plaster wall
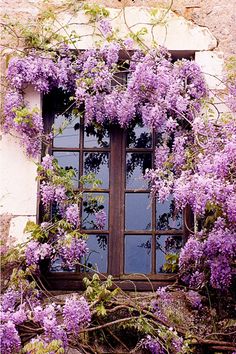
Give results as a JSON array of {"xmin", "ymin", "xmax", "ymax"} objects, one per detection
[
  {"xmin": 0, "ymin": 0, "xmax": 232, "ymax": 242},
  {"xmin": 0, "ymin": 0, "xmax": 235, "ymax": 56}
]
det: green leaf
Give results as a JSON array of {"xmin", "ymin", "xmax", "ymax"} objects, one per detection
[{"xmin": 96, "ymin": 303, "xmax": 107, "ymax": 317}]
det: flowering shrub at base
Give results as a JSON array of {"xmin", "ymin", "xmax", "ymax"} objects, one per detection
[{"xmin": 0, "ymin": 290, "xmax": 91, "ymax": 353}]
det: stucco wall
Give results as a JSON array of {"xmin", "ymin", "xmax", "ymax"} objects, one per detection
[
  {"xmin": 0, "ymin": 0, "xmax": 235, "ymax": 56},
  {"xmin": 0, "ymin": 0, "xmax": 232, "ymax": 242}
]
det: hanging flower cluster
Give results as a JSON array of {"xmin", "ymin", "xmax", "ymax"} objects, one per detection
[
  {"xmin": 75, "ymin": 46, "xmax": 207, "ymax": 129},
  {"xmin": 145, "ymin": 94, "xmax": 236, "ymax": 290},
  {"xmin": 3, "ymin": 51, "xmax": 75, "ymax": 157},
  {"xmin": 0, "ymin": 289, "xmax": 91, "ymax": 353},
  {"xmin": 179, "ymin": 218, "xmax": 236, "ymax": 289},
  {"xmin": 3, "ymin": 42, "xmax": 208, "ymax": 157},
  {"xmin": 22, "ymin": 153, "xmax": 107, "ymax": 272}
]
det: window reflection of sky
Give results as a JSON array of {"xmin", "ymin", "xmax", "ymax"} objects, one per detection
[
  {"xmin": 53, "ymin": 114, "xmax": 80, "ymax": 148},
  {"xmin": 156, "ymin": 235, "xmax": 182, "ymax": 273},
  {"xmin": 125, "ymin": 193, "xmax": 152, "ymax": 230},
  {"xmin": 126, "ymin": 123, "xmax": 152, "ymax": 148},
  {"xmin": 125, "ymin": 235, "xmax": 151, "ymax": 274},
  {"xmin": 126, "ymin": 153, "xmax": 152, "ymax": 189},
  {"xmin": 84, "ymin": 125, "xmax": 110, "ymax": 148},
  {"xmin": 82, "ymin": 193, "xmax": 109, "ymax": 230},
  {"xmin": 156, "ymin": 196, "xmax": 182, "ymax": 230},
  {"xmin": 81, "ymin": 235, "xmax": 108, "ymax": 273},
  {"xmin": 53, "ymin": 151, "xmax": 79, "ymax": 187},
  {"xmin": 83, "ymin": 152, "xmax": 109, "ymax": 188}
]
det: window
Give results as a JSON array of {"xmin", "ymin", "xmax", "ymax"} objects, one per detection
[{"xmin": 43, "ymin": 89, "xmax": 190, "ymax": 291}]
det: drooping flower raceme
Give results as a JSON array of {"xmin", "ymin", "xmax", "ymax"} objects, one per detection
[
  {"xmin": 57, "ymin": 234, "xmax": 88, "ymax": 269},
  {"xmin": 25, "ymin": 240, "xmax": 52, "ymax": 266},
  {"xmin": 94, "ymin": 210, "xmax": 106, "ymax": 229},
  {"xmin": 63, "ymin": 296, "xmax": 91, "ymax": 334},
  {"xmin": 65, "ymin": 204, "xmax": 80, "ymax": 227},
  {"xmin": 0, "ymin": 320, "xmax": 21, "ymax": 354}
]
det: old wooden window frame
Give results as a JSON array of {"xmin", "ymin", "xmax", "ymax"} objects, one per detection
[{"xmin": 41, "ymin": 52, "xmax": 194, "ymax": 291}]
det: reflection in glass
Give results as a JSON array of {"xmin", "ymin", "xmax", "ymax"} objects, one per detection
[
  {"xmin": 53, "ymin": 151, "xmax": 79, "ymax": 187},
  {"xmin": 84, "ymin": 124, "xmax": 110, "ymax": 148},
  {"xmin": 83, "ymin": 152, "xmax": 109, "ymax": 188},
  {"xmin": 125, "ymin": 235, "xmax": 151, "ymax": 274},
  {"xmin": 82, "ymin": 193, "xmax": 109, "ymax": 230},
  {"xmin": 126, "ymin": 153, "xmax": 152, "ymax": 189},
  {"xmin": 50, "ymin": 258, "xmax": 76, "ymax": 272},
  {"xmin": 126, "ymin": 120, "xmax": 152, "ymax": 148},
  {"xmin": 125, "ymin": 193, "xmax": 151, "ymax": 230},
  {"xmin": 112, "ymin": 71, "xmax": 127, "ymax": 87},
  {"xmin": 53, "ymin": 114, "xmax": 80, "ymax": 148},
  {"xmin": 156, "ymin": 235, "xmax": 183, "ymax": 273},
  {"xmin": 156, "ymin": 196, "xmax": 182, "ymax": 230},
  {"xmin": 81, "ymin": 235, "xmax": 108, "ymax": 273}
]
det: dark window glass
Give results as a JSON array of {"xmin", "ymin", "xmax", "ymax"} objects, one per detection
[
  {"xmin": 82, "ymin": 235, "xmax": 108, "ymax": 273},
  {"xmin": 125, "ymin": 235, "xmax": 152, "ymax": 274},
  {"xmin": 82, "ymin": 193, "xmax": 109, "ymax": 230},
  {"xmin": 156, "ymin": 196, "xmax": 182, "ymax": 230},
  {"xmin": 156, "ymin": 235, "xmax": 183, "ymax": 273},
  {"xmin": 126, "ymin": 153, "xmax": 152, "ymax": 189},
  {"xmin": 125, "ymin": 193, "xmax": 152, "ymax": 230},
  {"xmin": 83, "ymin": 152, "xmax": 109, "ymax": 188},
  {"xmin": 84, "ymin": 125, "xmax": 110, "ymax": 148},
  {"xmin": 53, "ymin": 151, "xmax": 79, "ymax": 187},
  {"xmin": 53, "ymin": 114, "xmax": 80, "ymax": 148}
]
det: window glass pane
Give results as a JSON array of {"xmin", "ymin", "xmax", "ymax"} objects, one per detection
[
  {"xmin": 84, "ymin": 124, "xmax": 110, "ymax": 148},
  {"xmin": 156, "ymin": 196, "xmax": 182, "ymax": 230},
  {"xmin": 156, "ymin": 235, "xmax": 183, "ymax": 273},
  {"xmin": 81, "ymin": 235, "xmax": 108, "ymax": 273},
  {"xmin": 53, "ymin": 151, "xmax": 79, "ymax": 187},
  {"xmin": 125, "ymin": 235, "xmax": 151, "ymax": 274},
  {"xmin": 53, "ymin": 114, "xmax": 80, "ymax": 148},
  {"xmin": 112, "ymin": 71, "xmax": 127, "ymax": 87},
  {"xmin": 82, "ymin": 193, "xmax": 109, "ymax": 230},
  {"xmin": 125, "ymin": 193, "xmax": 152, "ymax": 230},
  {"xmin": 83, "ymin": 152, "xmax": 109, "ymax": 189},
  {"xmin": 50, "ymin": 258, "xmax": 76, "ymax": 272},
  {"xmin": 126, "ymin": 153, "xmax": 152, "ymax": 189},
  {"xmin": 126, "ymin": 120, "xmax": 152, "ymax": 148}
]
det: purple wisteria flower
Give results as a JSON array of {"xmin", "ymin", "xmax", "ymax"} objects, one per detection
[
  {"xmin": 63, "ymin": 296, "xmax": 91, "ymax": 333},
  {"xmin": 98, "ymin": 19, "xmax": 112, "ymax": 38},
  {"xmin": 186, "ymin": 290, "xmax": 202, "ymax": 309},
  {"xmin": 94, "ymin": 210, "xmax": 106, "ymax": 229},
  {"xmin": 1, "ymin": 290, "xmax": 20, "ymax": 312},
  {"xmin": 33, "ymin": 303, "xmax": 68, "ymax": 347},
  {"xmin": 141, "ymin": 335, "xmax": 165, "ymax": 354},
  {"xmin": 58, "ymin": 235, "xmax": 88, "ymax": 269},
  {"xmin": 65, "ymin": 204, "xmax": 80, "ymax": 227},
  {"xmin": 54, "ymin": 185, "xmax": 67, "ymax": 203},
  {"xmin": 0, "ymin": 320, "xmax": 21, "ymax": 354},
  {"xmin": 25, "ymin": 241, "xmax": 52, "ymax": 266},
  {"xmin": 40, "ymin": 182, "xmax": 55, "ymax": 207},
  {"xmin": 41, "ymin": 154, "xmax": 54, "ymax": 171}
]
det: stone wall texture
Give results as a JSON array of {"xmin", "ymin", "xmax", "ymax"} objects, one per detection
[{"xmin": 0, "ymin": 0, "xmax": 236, "ymax": 57}]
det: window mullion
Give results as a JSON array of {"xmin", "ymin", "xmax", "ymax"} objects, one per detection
[{"xmin": 109, "ymin": 125, "xmax": 124, "ymax": 277}]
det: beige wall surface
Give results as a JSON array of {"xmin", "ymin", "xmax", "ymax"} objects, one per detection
[
  {"xmin": 0, "ymin": 0, "xmax": 235, "ymax": 56},
  {"xmin": 0, "ymin": 0, "xmax": 233, "ymax": 242}
]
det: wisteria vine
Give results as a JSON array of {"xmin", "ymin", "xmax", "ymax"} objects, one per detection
[{"xmin": 1, "ymin": 5, "xmax": 236, "ymax": 353}]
